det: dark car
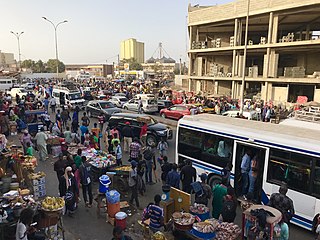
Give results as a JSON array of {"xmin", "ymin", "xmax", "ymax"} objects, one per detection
[
  {"xmin": 108, "ymin": 113, "xmax": 173, "ymax": 147},
  {"xmin": 83, "ymin": 90, "xmax": 94, "ymax": 101},
  {"xmin": 86, "ymin": 100, "xmax": 121, "ymax": 120},
  {"xmin": 158, "ymin": 99, "xmax": 173, "ymax": 111}
]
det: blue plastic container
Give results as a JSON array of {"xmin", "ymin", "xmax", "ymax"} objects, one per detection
[
  {"xmin": 190, "ymin": 228, "xmax": 216, "ymax": 239},
  {"xmin": 106, "ymin": 190, "xmax": 120, "ymax": 204},
  {"xmin": 190, "ymin": 210, "xmax": 210, "ymax": 221},
  {"xmin": 99, "ymin": 175, "xmax": 111, "ymax": 193}
]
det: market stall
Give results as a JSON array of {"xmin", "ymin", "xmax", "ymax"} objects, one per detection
[{"xmin": 68, "ymin": 145, "xmax": 116, "ymax": 181}]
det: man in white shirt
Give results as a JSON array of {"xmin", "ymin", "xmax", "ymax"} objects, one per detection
[{"xmin": 35, "ymin": 127, "xmax": 48, "ymax": 161}]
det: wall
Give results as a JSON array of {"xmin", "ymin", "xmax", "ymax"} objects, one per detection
[
  {"xmin": 314, "ymin": 88, "xmax": 320, "ymax": 102},
  {"xmin": 218, "ymin": 80, "xmax": 232, "ymax": 95},
  {"xmin": 271, "ymin": 86, "xmax": 288, "ymax": 104}
]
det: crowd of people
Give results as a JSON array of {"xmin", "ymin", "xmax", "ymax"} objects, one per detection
[{"xmin": 0, "ymin": 77, "xmax": 302, "ymax": 240}]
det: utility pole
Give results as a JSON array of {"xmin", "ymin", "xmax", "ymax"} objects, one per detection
[
  {"xmin": 42, "ymin": 17, "xmax": 68, "ymax": 78},
  {"xmin": 239, "ymin": 0, "xmax": 251, "ymax": 115},
  {"xmin": 179, "ymin": 58, "xmax": 182, "ymax": 75},
  {"xmin": 10, "ymin": 31, "xmax": 24, "ymax": 72}
]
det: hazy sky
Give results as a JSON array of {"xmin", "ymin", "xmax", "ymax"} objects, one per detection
[{"xmin": 1, "ymin": 0, "xmax": 230, "ymax": 64}]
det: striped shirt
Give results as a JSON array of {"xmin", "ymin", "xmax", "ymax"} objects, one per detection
[{"xmin": 148, "ymin": 204, "xmax": 163, "ymax": 230}]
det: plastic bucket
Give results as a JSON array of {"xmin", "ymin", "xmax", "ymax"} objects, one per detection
[
  {"xmin": 106, "ymin": 190, "xmax": 120, "ymax": 204},
  {"xmin": 190, "ymin": 210, "xmax": 210, "ymax": 221},
  {"xmin": 115, "ymin": 212, "xmax": 127, "ymax": 230},
  {"xmin": 99, "ymin": 175, "xmax": 111, "ymax": 193},
  {"xmin": 107, "ymin": 202, "xmax": 120, "ymax": 218}
]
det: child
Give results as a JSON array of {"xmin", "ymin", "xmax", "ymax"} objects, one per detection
[
  {"xmin": 26, "ymin": 142, "xmax": 34, "ymax": 157},
  {"xmin": 114, "ymin": 140, "xmax": 122, "ymax": 166},
  {"xmin": 157, "ymin": 139, "xmax": 168, "ymax": 157}
]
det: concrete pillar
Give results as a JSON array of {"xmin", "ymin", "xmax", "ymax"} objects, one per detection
[
  {"xmin": 306, "ymin": 25, "xmax": 310, "ymax": 40},
  {"xmin": 234, "ymin": 18, "xmax": 239, "ymax": 46},
  {"xmin": 267, "ymin": 12, "xmax": 273, "ymax": 44},
  {"xmin": 196, "ymin": 27, "xmax": 199, "ymax": 42},
  {"xmin": 232, "ymin": 50, "xmax": 236, "ymax": 77},
  {"xmin": 231, "ymin": 80, "xmax": 235, "ymax": 98},
  {"xmin": 214, "ymin": 81, "xmax": 219, "ymax": 94},
  {"xmin": 271, "ymin": 15, "xmax": 279, "ymax": 44}
]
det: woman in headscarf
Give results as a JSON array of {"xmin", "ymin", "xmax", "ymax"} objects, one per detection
[
  {"xmin": 59, "ymin": 166, "xmax": 79, "ymax": 216},
  {"xmin": 52, "ymin": 123, "xmax": 61, "ymax": 136}
]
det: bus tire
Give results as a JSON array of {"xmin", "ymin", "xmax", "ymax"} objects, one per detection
[{"xmin": 208, "ymin": 175, "xmax": 222, "ymax": 189}]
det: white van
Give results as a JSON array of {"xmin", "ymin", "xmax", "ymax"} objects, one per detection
[
  {"xmin": 52, "ymin": 86, "xmax": 85, "ymax": 109},
  {"xmin": 123, "ymin": 93, "xmax": 158, "ymax": 113},
  {"xmin": 0, "ymin": 78, "xmax": 15, "ymax": 92}
]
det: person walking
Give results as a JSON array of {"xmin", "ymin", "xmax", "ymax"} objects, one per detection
[
  {"xmin": 166, "ymin": 163, "xmax": 180, "ymax": 189},
  {"xmin": 97, "ymin": 113, "xmax": 104, "ymax": 132},
  {"xmin": 268, "ymin": 183, "xmax": 295, "ymax": 224},
  {"xmin": 194, "ymin": 173, "xmax": 212, "ymax": 207},
  {"xmin": 79, "ymin": 156, "xmax": 93, "ymax": 208},
  {"xmin": 157, "ymin": 138, "xmax": 168, "ymax": 158},
  {"xmin": 140, "ymin": 122, "xmax": 148, "ymax": 148},
  {"xmin": 20, "ymin": 130, "xmax": 32, "ymax": 155},
  {"xmin": 248, "ymin": 155, "xmax": 259, "ymax": 197},
  {"xmin": 35, "ymin": 127, "xmax": 48, "ymax": 162},
  {"xmin": 64, "ymin": 126, "xmax": 72, "ymax": 144},
  {"xmin": 161, "ymin": 156, "xmax": 172, "ymax": 185},
  {"xmin": 61, "ymin": 107, "xmax": 70, "ymax": 129},
  {"xmin": 128, "ymin": 160, "xmax": 140, "ymax": 208},
  {"xmin": 180, "ymin": 160, "xmax": 197, "ymax": 194},
  {"xmin": 81, "ymin": 112, "xmax": 90, "ymax": 127},
  {"xmin": 121, "ymin": 122, "xmax": 133, "ymax": 153},
  {"xmin": 54, "ymin": 153, "xmax": 67, "ymax": 184},
  {"xmin": 49, "ymin": 97, "xmax": 56, "ymax": 113},
  {"xmin": 114, "ymin": 140, "xmax": 122, "ymax": 166},
  {"xmin": 143, "ymin": 146, "xmax": 155, "ymax": 185},
  {"xmin": 130, "ymin": 138, "xmax": 141, "ymax": 162},
  {"xmin": 59, "ymin": 167, "xmax": 79, "ymax": 216},
  {"xmin": 138, "ymin": 97, "xmax": 143, "ymax": 114},
  {"xmin": 80, "ymin": 124, "xmax": 88, "ymax": 145}
]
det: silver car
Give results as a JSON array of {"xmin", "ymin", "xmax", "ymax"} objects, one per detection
[
  {"xmin": 123, "ymin": 98, "xmax": 158, "ymax": 113},
  {"xmin": 109, "ymin": 96, "xmax": 128, "ymax": 108}
]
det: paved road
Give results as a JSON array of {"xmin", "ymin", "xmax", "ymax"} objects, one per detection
[{"xmin": 10, "ymin": 108, "xmax": 313, "ymax": 239}]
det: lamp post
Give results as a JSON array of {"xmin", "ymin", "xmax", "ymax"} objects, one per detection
[
  {"xmin": 239, "ymin": 0, "xmax": 250, "ymax": 115},
  {"xmin": 42, "ymin": 17, "xmax": 68, "ymax": 78},
  {"xmin": 10, "ymin": 31, "xmax": 24, "ymax": 72}
]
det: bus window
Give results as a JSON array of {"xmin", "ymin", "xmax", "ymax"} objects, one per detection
[
  {"xmin": 178, "ymin": 127, "xmax": 202, "ymax": 159},
  {"xmin": 267, "ymin": 149, "xmax": 312, "ymax": 194},
  {"xmin": 313, "ymin": 160, "xmax": 320, "ymax": 197},
  {"xmin": 201, "ymin": 133, "xmax": 233, "ymax": 168}
]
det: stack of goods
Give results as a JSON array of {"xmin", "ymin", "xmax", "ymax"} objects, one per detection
[
  {"xmin": 83, "ymin": 149, "xmax": 116, "ymax": 168},
  {"xmin": 21, "ymin": 156, "xmax": 37, "ymax": 171},
  {"xmin": 41, "ymin": 196, "xmax": 65, "ymax": 211},
  {"xmin": 189, "ymin": 203, "xmax": 210, "ymax": 221},
  {"xmin": 192, "ymin": 220, "xmax": 219, "ymax": 239},
  {"xmin": 47, "ymin": 134, "xmax": 62, "ymax": 156},
  {"xmin": 67, "ymin": 144, "xmax": 87, "ymax": 155},
  {"xmin": 28, "ymin": 172, "xmax": 46, "ymax": 199},
  {"xmin": 215, "ymin": 222, "xmax": 241, "ymax": 240},
  {"xmin": 172, "ymin": 212, "xmax": 195, "ymax": 231}
]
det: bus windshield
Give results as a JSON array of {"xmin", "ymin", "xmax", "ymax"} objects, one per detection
[{"xmin": 69, "ymin": 93, "xmax": 82, "ymax": 100}]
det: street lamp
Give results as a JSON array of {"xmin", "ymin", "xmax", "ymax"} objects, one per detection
[
  {"xmin": 239, "ymin": 0, "xmax": 250, "ymax": 115},
  {"xmin": 42, "ymin": 17, "xmax": 68, "ymax": 78},
  {"xmin": 10, "ymin": 31, "xmax": 24, "ymax": 72}
]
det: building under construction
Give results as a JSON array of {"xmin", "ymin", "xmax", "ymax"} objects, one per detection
[{"xmin": 188, "ymin": 0, "xmax": 320, "ymax": 105}]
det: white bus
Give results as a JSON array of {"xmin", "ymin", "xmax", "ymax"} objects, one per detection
[
  {"xmin": 176, "ymin": 114, "xmax": 320, "ymax": 231},
  {"xmin": 0, "ymin": 78, "xmax": 16, "ymax": 91}
]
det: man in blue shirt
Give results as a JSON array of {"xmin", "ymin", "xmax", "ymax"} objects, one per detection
[
  {"xmin": 166, "ymin": 164, "xmax": 180, "ymax": 189},
  {"xmin": 148, "ymin": 194, "xmax": 164, "ymax": 233},
  {"xmin": 240, "ymin": 149, "xmax": 252, "ymax": 197},
  {"xmin": 80, "ymin": 124, "xmax": 88, "ymax": 144}
]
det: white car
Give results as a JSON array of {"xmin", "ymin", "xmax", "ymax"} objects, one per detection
[
  {"xmin": 222, "ymin": 110, "xmax": 257, "ymax": 120},
  {"xmin": 109, "ymin": 96, "xmax": 128, "ymax": 108},
  {"xmin": 123, "ymin": 98, "xmax": 158, "ymax": 113},
  {"xmin": 7, "ymin": 88, "xmax": 28, "ymax": 98}
]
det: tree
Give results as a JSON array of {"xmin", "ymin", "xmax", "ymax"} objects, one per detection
[
  {"xmin": 21, "ymin": 59, "xmax": 35, "ymax": 69},
  {"xmin": 46, "ymin": 59, "xmax": 65, "ymax": 73},
  {"xmin": 120, "ymin": 58, "xmax": 142, "ymax": 71},
  {"xmin": 34, "ymin": 60, "xmax": 46, "ymax": 73}
]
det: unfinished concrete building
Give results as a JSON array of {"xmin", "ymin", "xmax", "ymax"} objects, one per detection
[{"xmin": 188, "ymin": 0, "xmax": 320, "ymax": 104}]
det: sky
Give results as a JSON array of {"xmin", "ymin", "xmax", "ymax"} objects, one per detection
[{"xmin": 1, "ymin": 0, "xmax": 230, "ymax": 64}]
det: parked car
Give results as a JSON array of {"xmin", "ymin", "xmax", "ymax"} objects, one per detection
[
  {"xmin": 108, "ymin": 113, "xmax": 173, "ymax": 147},
  {"xmin": 7, "ymin": 88, "xmax": 28, "ymax": 98},
  {"xmin": 221, "ymin": 110, "xmax": 257, "ymax": 120},
  {"xmin": 114, "ymin": 93, "xmax": 127, "ymax": 97},
  {"xmin": 83, "ymin": 90, "xmax": 94, "ymax": 101},
  {"xmin": 86, "ymin": 100, "xmax": 121, "ymax": 120},
  {"xmin": 160, "ymin": 104, "xmax": 193, "ymax": 120},
  {"xmin": 109, "ymin": 96, "xmax": 128, "ymax": 108},
  {"xmin": 158, "ymin": 99, "xmax": 173, "ymax": 111},
  {"xmin": 123, "ymin": 98, "xmax": 158, "ymax": 113}
]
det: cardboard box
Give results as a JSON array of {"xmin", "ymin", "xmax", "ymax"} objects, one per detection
[{"xmin": 108, "ymin": 217, "xmax": 115, "ymax": 226}]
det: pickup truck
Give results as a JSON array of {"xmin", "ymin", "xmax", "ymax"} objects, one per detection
[{"xmin": 7, "ymin": 88, "xmax": 28, "ymax": 98}]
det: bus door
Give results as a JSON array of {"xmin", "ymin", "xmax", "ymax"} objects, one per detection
[{"xmin": 234, "ymin": 141, "xmax": 268, "ymax": 203}]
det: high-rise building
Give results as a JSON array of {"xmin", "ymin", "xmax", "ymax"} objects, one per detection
[{"xmin": 120, "ymin": 38, "xmax": 145, "ymax": 64}]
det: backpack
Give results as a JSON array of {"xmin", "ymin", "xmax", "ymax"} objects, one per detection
[{"xmin": 143, "ymin": 148, "xmax": 153, "ymax": 161}]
